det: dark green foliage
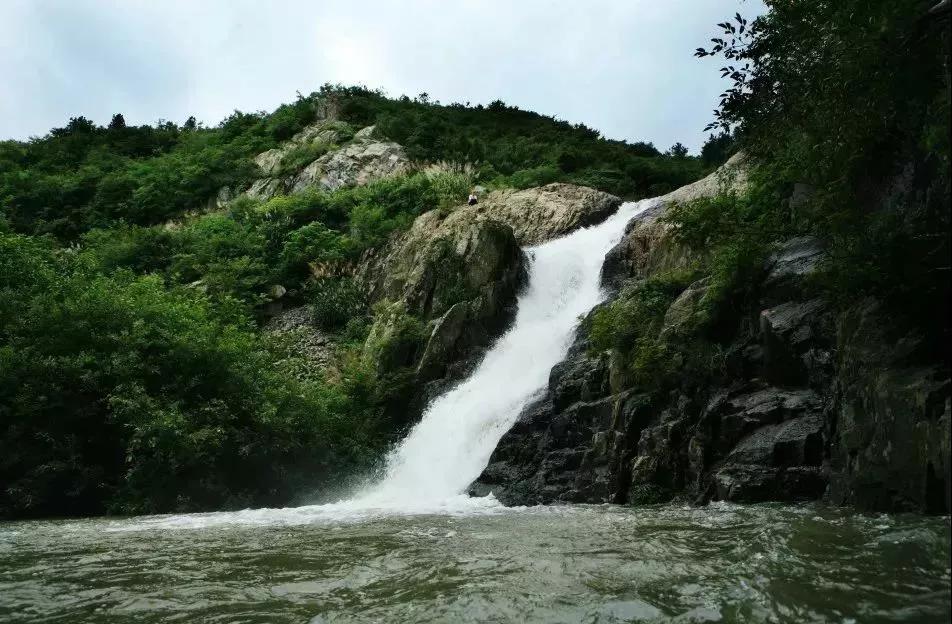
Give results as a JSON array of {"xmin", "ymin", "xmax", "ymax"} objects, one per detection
[
  {"xmin": 75, "ymin": 172, "xmax": 469, "ymax": 314},
  {"xmin": 666, "ymin": 143, "xmax": 689, "ymax": 158},
  {"xmin": 1, "ymin": 86, "xmax": 699, "ymax": 244},
  {"xmin": 693, "ymin": 0, "xmax": 950, "ymax": 349},
  {"xmin": 588, "ymin": 270, "xmax": 698, "ymax": 386},
  {"xmin": 336, "ymin": 87, "xmax": 700, "ymax": 197},
  {"xmin": 0, "ymin": 230, "xmax": 384, "ymax": 518},
  {"xmin": 0, "ymin": 97, "xmax": 320, "ymax": 241},
  {"xmin": 0, "ymin": 85, "xmax": 705, "ymax": 519},
  {"xmin": 700, "ymin": 131, "xmax": 735, "ymax": 169},
  {"xmin": 663, "ymin": 179, "xmax": 788, "ymax": 317},
  {"xmin": 79, "ymin": 224, "xmax": 176, "ymax": 275},
  {"xmin": 310, "ymin": 277, "xmax": 369, "ymax": 332}
]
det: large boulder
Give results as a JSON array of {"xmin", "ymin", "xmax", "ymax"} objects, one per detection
[
  {"xmin": 656, "ymin": 151, "xmax": 748, "ymax": 205},
  {"xmin": 712, "ymin": 413, "xmax": 825, "ymax": 503},
  {"xmin": 759, "ymin": 298, "xmax": 832, "ymax": 386},
  {"xmin": 226, "ymin": 121, "xmax": 412, "ymax": 204},
  {"xmin": 660, "ymin": 278, "xmax": 711, "ymax": 338},
  {"xmin": 358, "ymin": 211, "xmax": 524, "ymax": 322},
  {"xmin": 470, "ymin": 184, "xmax": 622, "ymax": 245},
  {"xmin": 600, "ymin": 205, "xmax": 693, "ymax": 288},
  {"xmin": 356, "ymin": 208, "xmax": 525, "ymax": 422},
  {"xmin": 355, "ymin": 182, "xmax": 624, "ymax": 427},
  {"xmin": 762, "ymin": 235, "xmax": 825, "ymax": 305},
  {"xmin": 290, "ymin": 137, "xmax": 410, "ymax": 194},
  {"xmin": 361, "ymin": 300, "xmax": 426, "ymax": 376}
]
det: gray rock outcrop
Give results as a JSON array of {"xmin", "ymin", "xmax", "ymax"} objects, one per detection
[
  {"xmin": 472, "ymin": 154, "xmax": 950, "ymax": 515},
  {"xmin": 356, "ymin": 205, "xmax": 526, "ymax": 425},
  {"xmin": 354, "ymin": 183, "xmax": 622, "ymax": 428},
  {"xmin": 471, "ymin": 184, "xmax": 622, "ymax": 245},
  {"xmin": 221, "ymin": 121, "xmax": 412, "ymax": 205},
  {"xmin": 289, "ymin": 136, "xmax": 410, "ymax": 194},
  {"xmin": 263, "ymin": 305, "xmax": 335, "ymax": 375}
]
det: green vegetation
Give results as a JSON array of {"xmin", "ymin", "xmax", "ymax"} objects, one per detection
[
  {"xmin": 0, "ymin": 169, "xmax": 477, "ymax": 518},
  {"xmin": 588, "ymin": 271, "xmax": 697, "ymax": 386},
  {"xmin": 0, "ymin": 230, "xmax": 384, "ymax": 518},
  {"xmin": 8, "ymin": 0, "xmax": 945, "ymax": 519},
  {"xmin": 685, "ymin": 0, "xmax": 950, "ymax": 347},
  {"xmin": 338, "ymin": 89, "xmax": 705, "ymax": 197},
  {"xmin": 0, "ymin": 85, "xmax": 702, "ymax": 244},
  {"xmin": 591, "ymin": 0, "xmax": 949, "ymax": 395},
  {"xmin": 0, "ymin": 84, "xmax": 706, "ymax": 519}
]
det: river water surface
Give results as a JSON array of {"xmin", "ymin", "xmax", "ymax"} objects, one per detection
[{"xmin": 1, "ymin": 502, "xmax": 949, "ymax": 623}]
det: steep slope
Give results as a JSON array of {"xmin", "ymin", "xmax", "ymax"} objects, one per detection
[{"xmin": 473, "ymin": 156, "xmax": 951, "ymax": 514}]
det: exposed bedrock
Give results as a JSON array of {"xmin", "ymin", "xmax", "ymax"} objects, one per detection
[
  {"xmin": 354, "ymin": 183, "xmax": 622, "ymax": 427},
  {"xmin": 473, "ymin": 155, "xmax": 950, "ymax": 514}
]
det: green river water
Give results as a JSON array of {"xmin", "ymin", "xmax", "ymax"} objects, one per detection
[{"xmin": 0, "ymin": 502, "xmax": 948, "ymax": 623}]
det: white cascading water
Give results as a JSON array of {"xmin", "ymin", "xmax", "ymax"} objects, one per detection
[
  {"xmin": 107, "ymin": 199, "xmax": 651, "ymax": 530},
  {"xmin": 352, "ymin": 199, "xmax": 650, "ymax": 510}
]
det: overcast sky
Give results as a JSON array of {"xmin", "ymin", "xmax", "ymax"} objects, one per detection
[{"xmin": 0, "ymin": 0, "xmax": 765, "ymax": 153}]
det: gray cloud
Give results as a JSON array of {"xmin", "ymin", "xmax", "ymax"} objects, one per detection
[{"xmin": 0, "ymin": 0, "xmax": 765, "ymax": 152}]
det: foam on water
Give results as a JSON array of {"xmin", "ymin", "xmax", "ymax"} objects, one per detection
[{"xmin": 103, "ymin": 199, "xmax": 652, "ymax": 532}]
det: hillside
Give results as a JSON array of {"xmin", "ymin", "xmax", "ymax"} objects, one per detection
[{"xmin": 0, "ymin": 89, "xmax": 704, "ymax": 519}]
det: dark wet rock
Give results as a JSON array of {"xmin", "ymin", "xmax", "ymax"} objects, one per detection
[
  {"xmin": 759, "ymin": 298, "xmax": 832, "ymax": 386},
  {"xmin": 763, "ymin": 236, "xmax": 824, "ymax": 305},
  {"xmin": 549, "ymin": 342, "xmax": 611, "ymax": 412},
  {"xmin": 713, "ymin": 465, "xmax": 826, "ymax": 503},
  {"xmin": 358, "ymin": 211, "xmax": 525, "ymax": 323},
  {"xmin": 601, "ymin": 215, "xmax": 690, "ymax": 289},
  {"xmin": 829, "ymin": 298, "xmax": 951, "ymax": 513},
  {"xmin": 415, "ymin": 302, "xmax": 471, "ymax": 381},
  {"xmin": 473, "ymin": 159, "xmax": 948, "ymax": 515}
]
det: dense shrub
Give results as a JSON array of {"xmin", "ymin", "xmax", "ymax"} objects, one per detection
[
  {"xmin": 310, "ymin": 277, "xmax": 369, "ymax": 332},
  {"xmin": 0, "ymin": 231, "xmax": 384, "ymax": 518},
  {"xmin": 1, "ymin": 86, "xmax": 701, "ymax": 244},
  {"xmin": 694, "ymin": 0, "xmax": 950, "ymax": 342},
  {"xmin": 588, "ymin": 271, "xmax": 697, "ymax": 386}
]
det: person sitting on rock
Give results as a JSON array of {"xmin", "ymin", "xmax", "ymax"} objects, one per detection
[{"xmin": 468, "ymin": 191, "xmax": 478, "ymax": 206}]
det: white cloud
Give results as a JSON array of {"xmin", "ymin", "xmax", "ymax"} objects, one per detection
[{"xmin": 0, "ymin": 0, "xmax": 765, "ymax": 152}]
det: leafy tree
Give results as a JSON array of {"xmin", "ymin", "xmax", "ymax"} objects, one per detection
[
  {"xmin": 691, "ymin": 0, "xmax": 950, "ymax": 344},
  {"xmin": 667, "ymin": 142, "xmax": 689, "ymax": 158},
  {"xmin": 700, "ymin": 131, "xmax": 735, "ymax": 168}
]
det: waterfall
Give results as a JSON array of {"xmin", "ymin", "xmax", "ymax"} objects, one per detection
[
  {"xmin": 112, "ymin": 199, "xmax": 651, "ymax": 530},
  {"xmin": 349, "ymin": 199, "xmax": 650, "ymax": 511}
]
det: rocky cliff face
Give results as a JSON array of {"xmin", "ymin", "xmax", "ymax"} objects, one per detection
[
  {"xmin": 354, "ymin": 183, "xmax": 622, "ymax": 426},
  {"xmin": 473, "ymin": 155, "xmax": 951, "ymax": 514}
]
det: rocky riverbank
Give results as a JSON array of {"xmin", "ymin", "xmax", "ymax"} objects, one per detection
[{"xmin": 472, "ymin": 156, "xmax": 951, "ymax": 514}]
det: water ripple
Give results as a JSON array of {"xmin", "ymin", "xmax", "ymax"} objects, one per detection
[{"xmin": 0, "ymin": 503, "xmax": 948, "ymax": 623}]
